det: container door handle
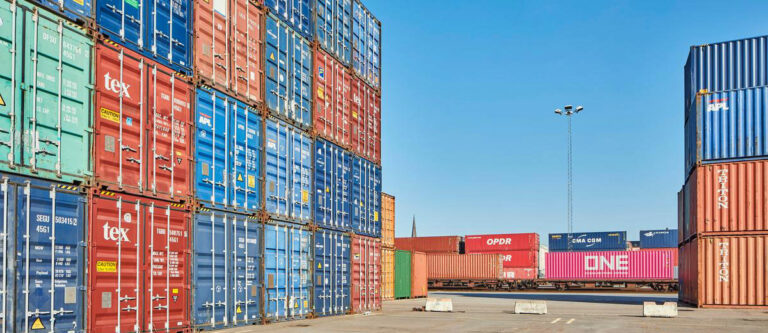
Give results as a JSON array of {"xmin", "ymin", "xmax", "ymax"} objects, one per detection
[{"xmin": 122, "ymin": 145, "xmax": 137, "ymax": 153}]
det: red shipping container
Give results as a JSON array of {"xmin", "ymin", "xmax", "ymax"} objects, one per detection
[
  {"xmin": 313, "ymin": 47, "xmax": 351, "ymax": 146},
  {"xmin": 88, "ymin": 191, "xmax": 190, "ymax": 332},
  {"xmin": 497, "ymin": 250, "xmax": 537, "ymax": 268},
  {"xmin": 680, "ymin": 234, "xmax": 768, "ymax": 308},
  {"xmin": 411, "ymin": 251, "xmax": 428, "ymax": 298},
  {"xmin": 503, "ymin": 268, "xmax": 537, "ymax": 280},
  {"xmin": 194, "ymin": 0, "xmax": 230, "ymax": 90},
  {"xmin": 230, "ymin": 0, "xmax": 263, "ymax": 104},
  {"xmin": 464, "ymin": 233, "xmax": 539, "ymax": 252},
  {"xmin": 351, "ymin": 235, "xmax": 381, "ymax": 313},
  {"xmin": 426, "ymin": 253, "xmax": 503, "ymax": 280},
  {"xmin": 350, "ymin": 76, "xmax": 381, "ymax": 164},
  {"xmin": 94, "ymin": 42, "xmax": 192, "ymax": 201},
  {"xmin": 545, "ymin": 250, "xmax": 675, "ymax": 281},
  {"xmin": 395, "ymin": 236, "xmax": 461, "ymax": 253}
]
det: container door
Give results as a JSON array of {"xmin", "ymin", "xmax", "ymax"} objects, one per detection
[
  {"xmin": 369, "ymin": 92, "xmax": 381, "ymax": 163},
  {"xmin": 290, "ymin": 129, "xmax": 311, "ymax": 222},
  {"xmin": 195, "ymin": 89, "xmax": 230, "ymax": 208},
  {"xmin": 96, "ymin": 0, "xmax": 143, "ymax": 50},
  {"xmin": 230, "ymin": 215, "xmax": 260, "ymax": 325},
  {"xmin": 313, "ymin": 51, "xmax": 333, "ymax": 140},
  {"xmin": 293, "ymin": 0, "xmax": 312, "ymax": 39},
  {"xmin": 314, "ymin": 141, "xmax": 332, "ymax": 228},
  {"xmin": 35, "ymin": 0, "xmax": 93, "ymax": 23},
  {"xmin": 145, "ymin": 0, "xmax": 192, "ymax": 73},
  {"xmin": 265, "ymin": 16, "xmax": 289, "ymax": 119},
  {"xmin": 265, "ymin": 120, "xmax": 289, "ymax": 217},
  {"xmin": 0, "ymin": 178, "xmax": 9, "ymax": 332},
  {"xmin": 192, "ymin": 211, "xmax": 228, "ymax": 328},
  {"xmin": 315, "ymin": 0, "xmax": 352, "ymax": 65},
  {"xmin": 231, "ymin": 0, "xmax": 263, "ymax": 104},
  {"xmin": 369, "ymin": 165, "xmax": 381, "ymax": 237},
  {"xmin": 335, "ymin": 60, "xmax": 352, "ymax": 144},
  {"xmin": 288, "ymin": 226, "xmax": 311, "ymax": 317},
  {"xmin": 264, "ymin": 223, "xmax": 287, "ymax": 320},
  {"xmin": 349, "ymin": 78, "xmax": 365, "ymax": 159},
  {"xmin": 0, "ymin": 4, "xmax": 21, "ymax": 172},
  {"xmin": 195, "ymin": 0, "xmax": 229, "ymax": 89},
  {"xmin": 351, "ymin": 157, "xmax": 373, "ymax": 236},
  {"xmin": 289, "ymin": 32, "xmax": 312, "ymax": 127},
  {"xmin": 230, "ymin": 103, "xmax": 261, "ymax": 212},
  {"xmin": 314, "ymin": 230, "xmax": 349, "ymax": 316}
]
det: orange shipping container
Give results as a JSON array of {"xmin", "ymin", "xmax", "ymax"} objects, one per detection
[
  {"xmin": 679, "ymin": 234, "xmax": 768, "ymax": 308},
  {"xmin": 382, "ymin": 193, "xmax": 395, "ymax": 248},
  {"xmin": 411, "ymin": 251, "xmax": 428, "ymax": 298},
  {"xmin": 382, "ymin": 247, "xmax": 394, "ymax": 301},
  {"xmin": 426, "ymin": 253, "xmax": 503, "ymax": 280},
  {"xmin": 396, "ymin": 236, "xmax": 461, "ymax": 253}
]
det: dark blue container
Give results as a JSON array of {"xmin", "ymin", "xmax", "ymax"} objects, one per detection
[
  {"xmin": 32, "ymin": 0, "xmax": 93, "ymax": 24},
  {"xmin": 350, "ymin": 155, "xmax": 381, "ymax": 238},
  {"xmin": 351, "ymin": 0, "xmax": 380, "ymax": 90},
  {"xmin": 314, "ymin": 0, "xmax": 352, "ymax": 65},
  {"xmin": 1, "ymin": 173, "xmax": 86, "ymax": 333},
  {"xmin": 263, "ymin": 0, "xmax": 313, "ymax": 40},
  {"xmin": 313, "ymin": 228, "xmax": 350, "ymax": 316},
  {"xmin": 314, "ymin": 139, "xmax": 352, "ymax": 231},
  {"xmin": 639, "ymin": 229, "xmax": 678, "ymax": 249},
  {"xmin": 264, "ymin": 220, "xmax": 312, "ymax": 321},
  {"xmin": 548, "ymin": 231, "xmax": 627, "ymax": 252},
  {"xmin": 95, "ymin": 0, "xmax": 193, "ymax": 74},
  {"xmin": 265, "ymin": 118, "xmax": 313, "ymax": 223}
]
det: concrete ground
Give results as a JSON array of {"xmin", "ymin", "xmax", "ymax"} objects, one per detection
[{"xmin": 218, "ymin": 291, "xmax": 768, "ymax": 332}]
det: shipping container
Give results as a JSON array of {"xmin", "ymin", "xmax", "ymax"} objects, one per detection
[
  {"xmin": 95, "ymin": 0, "xmax": 193, "ymax": 74},
  {"xmin": 495, "ymin": 250, "xmax": 537, "ymax": 268},
  {"xmin": 395, "ymin": 236, "xmax": 462, "ymax": 254},
  {"xmin": 351, "ymin": 235, "xmax": 380, "ymax": 313},
  {"xmin": 680, "ymin": 234, "xmax": 768, "ymax": 308},
  {"xmin": 265, "ymin": 118, "xmax": 312, "ymax": 223},
  {"xmin": 381, "ymin": 193, "xmax": 394, "ymax": 248},
  {"xmin": 265, "ymin": 14, "xmax": 312, "ymax": 128},
  {"xmin": 313, "ymin": 228, "xmax": 350, "ymax": 316},
  {"xmin": 314, "ymin": 139, "xmax": 352, "ymax": 230},
  {"xmin": 192, "ymin": 209, "xmax": 261, "ymax": 329},
  {"xmin": 350, "ymin": 76, "xmax": 381, "ymax": 164},
  {"xmin": 684, "ymin": 36, "xmax": 768, "ymax": 112},
  {"xmin": 94, "ymin": 42, "xmax": 193, "ymax": 201},
  {"xmin": 393, "ymin": 250, "xmax": 411, "ymax": 299},
  {"xmin": 538, "ymin": 244, "xmax": 548, "ymax": 278},
  {"xmin": 31, "ymin": 0, "xmax": 93, "ymax": 24},
  {"xmin": 410, "ymin": 251, "xmax": 428, "ymax": 298},
  {"xmin": 464, "ymin": 233, "xmax": 539, "ymax": 252},
  {"xmin": 548, "ymin": 232, "xmax": 628, "ymax": 252},
  {"xmin": 264, "ymin": 221, "xmax": 312, "ymax": 321},
  {"xmin": 351, "ymin": 156, "xmax": 381, "ymax": 237},
  {"xmin": 502, "ymin": 268, "xmax": 537, "ymax": 280},
  {"xmin": 314, "ymin": 0, "xmax": 352, "ymax": 65},
  {"xmin": 351, "ymin": 0, "xmax": 380, "ymax": 90},
  {"xmin": 263, "ymin": 0, "xmax": 313, "ymax": 40},
  {"xmin": 426, "ymin": 253, "xmax": 503, "ymax": 280},
  {"xmin": 88, "ymin": 191, "xmax": 190, "ymax": 333},
  {"xmin": 680, "ymin": 161, "xmax": 768, "ymax": 242},
  {"xmin": 194, "ymin": 0, "xmax": 231, "ymax": 90},
  {"xmin": 313, "ymin": 47, "xmax": 352, "ymax": 146},
  {"xmin": 0, "ymin": 0, "xmax": 93, "ymax": 184},
  {"xmin": 231, "ymin": 0, "xmax": 264, "ymax": 105},
  {"xmin": 639, "ymin": 229, "xmax": 678, "ymax": 249},
  {"xmin": 0, "ymin": 174, "xmax": 86, "ymax": 333},
  {"xmin": 194, "ymin": 87, "xmax": 263, "ymax": 212},
  {"xmin": 639, "ymin": 248, "xmax": 678, "ymax": 267},
  {"xmin": 381, "ymin": 247, "xmax": 394, "ymax": 301},
  {"xmin": 545, "ymin": 250, "xmax": 675, "ymax": 281}
]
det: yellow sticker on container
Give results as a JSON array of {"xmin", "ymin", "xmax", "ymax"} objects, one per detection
[
  {"xmin": 301, "ymin": 190, "xmax": 309, "ymax": 203},
  {"xmin": 73, "ymin": 0, "xmax": 84, "ymax": 5},
  {"xmin": 303, "ymin": 300, "xmax": 308, "ymax": 308},
  {"xmin": 0, "ymin": 93, "xmax": 5, "ymax": 106},
  {"xmin": 325, "ymin": 187, "xmax": 329, "ymax": 193},
  {"xmin": 96, "ymin": 261, "xmax": 117, "ymax": 273},
  {"xmin": 248, "ymin": 175, "xmax": 256, "ymax": 188},
  {"xmin": 317, "ymin": 263, "xmax": 322, "ymax": 269},
  {"xmin": 237, "ymin": 173, "xmax": 243, "ymax": 182},
  {"xmin": 236, "ymin": 306, "xmax": 242, "ymax": 314},
  {"xmin": 100, "ymin": 108, "xmax": 120, "ymax": 124},
  {"xmin": 31, "ymin": 318, "xmax": 45, "ymax": 330},
  {"xmin": 172, "ymin": 288, "xmax": 179, "ymax": 294},
  {"xmin": 317, "ymin": 87, "xmax": 325, "ymax": 100},
  {"xmin": 352, "ymin": 112, "xmax": 358, "ymax": 119},
  {"xmin": 374, "ymin": 211, "xmax": 378, "ymax": 222},
  {"xmin": 270, "ymin": 52, "xmax": 275, "ymax": 61}
]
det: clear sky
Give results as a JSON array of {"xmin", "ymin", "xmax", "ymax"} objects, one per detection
[{"xmin": 368, "ymin": 0, "xmax": 768, "ymax": 241}]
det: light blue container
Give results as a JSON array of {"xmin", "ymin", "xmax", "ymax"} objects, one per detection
[
  {"xmin": 265, "ymin": 15, "xmax": 313, "ymax": 128},
  {"xmin": 350, "ymin": 156, "xmax": 381, "ymax": 237},
  {"xmin": 315, "ymin": 0, "xmax": 352, "ymax": 65},
  {"xmin": 314, "ymin": 139, "xmax": 352, "ymax": 231},
  {"xmin": 265, "ymin": 118, "xmax": 312, "ymax": 223},
  {"xmin": 264, "ymin": 0, "xmax": 313, "ymax": 40},
  {"xmin": 351, "ymin": 0, "xmax": 381, "ymax": 90},
  {"xmin": 313, "ymin": 228, "xmax": 350, "ymax": 316},
  {"xmin": 264, "ymin": 221, "xmax": 312, "ymax": 321}
]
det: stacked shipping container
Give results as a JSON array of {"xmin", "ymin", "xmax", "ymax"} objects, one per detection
[
  {"xmin": 464, "ymin": 233, "xmax": 540, "ymax": 280},
  {"xmin": 381, "ymin": 193, "xmax": 396, "ymax": 300}
]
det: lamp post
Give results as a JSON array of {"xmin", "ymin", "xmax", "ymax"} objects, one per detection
[{"xmin": 554, "ymin": 105, "xmax": 583, "ymax": 251}]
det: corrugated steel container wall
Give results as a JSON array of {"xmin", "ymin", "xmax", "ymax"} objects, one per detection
[
  {"xmin": 265, "ymin": 15, "xmax": 312, "ymax": 128},
  {"xmin": 31, "ymin": 0, "xmax": 93, "ymax": 24},
  {"xmin": 313, "ymin": 228, "xmax": 350, "ymax": 317},
  {"xmin": 265, "ymin": 118, "xmax": 312, "ymax": 223},
  {"xmin": 95, "ymin": 0, "xmax": 193, "ymax": 74},
  {"xmin": 685, "ymin": 87, "xmax": 768, "ymax": 175},
  {"xmin": 681, "ymin": 161, "xmax": 768, "ymax": 242},
  {"xmin": 684, "ymin": 36, "xmax": 768, "ymax": 112},
  {"xmin": 545, "ymin": 250, "xmax": 675, "ymax": 281},
  {"xmin": 410, "ymin": 251, "xmax": 428, "ymax": 298},
  {"xmin": 94, "ymin": 42, "xmax": 193, "ymax": 201},
  {"xmin": 678, "ymin": 189, "xmax": 685, "ymax": 244},
  {"xmin": 350, "ymin": 76, "xmax": 381, "ymax": 164},
  {"xmin": 393, "ymin": 250, "xmax": 411, "ymax": 299},
  {"xmin": 680, "ymin": 234, "xmax": 768, "ymax": 308},
  {"xmin": 264, "ymin": 221, "xmax": 312, "ymax": 321},
  {"xmin": 314, "ymin": 0, "xmax": 352, "ymax": 65},
  {"xmin": 497, "ymin": 250, "xmax": 537, "ymax": 268},
  {"xmin": 351, "ymin": 0, "xmax": 380, "ymax": 90},
  {"xmin": 88, "ymin": 192, "xmax": 190, "ymax": 333},
  {"xmin": 314, "ymin": 139, "xmax": 352, "ymax": 230},
  {"xmin": 263, "ymin": 0, "xmax": 314, "ymax": 40},
  {"xmin": 381, "ymin": 247, "xmax": 394, "ymax": 301},
  {"xmin": 426, "ymin": 253, "xmax": 503, "ymax": 280},
  {"xmin": 0, "ymin": 1, "xmax": 93, "ymax": 184},
  {"xmin": 313, "ymin": 47, "xmax": 352, "ymax": 146},
  {"xmin": 194, "ymin": 0, "xmax": 231, "ymax": 90},
  {"xmin": 639, "ymin": 229, "xmax": 678, "ymax": 248},
  {"xmin": 351, "ymin": 235, "xmax": 381, "ymax": 313},
  {"xmin": 350, "ymin": 156, "xmax": 381, "ymax": 237},
  {"xmin": 195, "ymin": 87, "xmax": 263, "ymax": 212},
  {"xmin": 381, "ymin": 193, "xmax": 394, "ymax": 248},
  {"xmin": 503, "ymin": 268, "xmax": 537, "ymax": 280},
  {"xmin": 464, "ymin": 233, "xmax": 539, "ymax": 252},
  {"xmin": 548, "ymin": 232, "xmax": 628, "ymax": 252},
  {"xmin": 639, "ymin": 248, "xmax": 678, "ymax": 267},
  {"xmin": 0, "ymin": 174, "xmax": 86, "ymax": 333},
  {"xmin": 231, "ymin": 0, "xmax": 264, "ymax": 105},
  {"xmin": 394, "ymin": 236, "xmax": 461, "ymax": 253}
]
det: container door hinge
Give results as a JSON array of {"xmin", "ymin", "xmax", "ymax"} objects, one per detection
[{"xmin": 78, "ymin": 241, "xmax": 87, "ymax": 248}]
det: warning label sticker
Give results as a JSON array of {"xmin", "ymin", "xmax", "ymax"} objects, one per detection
[
  {"xmin": 0, "ymin": 92, "xmax": 5, "ymax": 106},
  {"xmin": 248, "ymin": 175, "xmax": 256, "ymax": 188},
  {"xmin": 100, "ymin": 108, "xmax": 120, "ymax": 124},
  {"xmin": 96, "ymin": 261, "xmax": 117, "ymax": 272},
  {"xmin": 31, "ymin": 318, "xmax": 45, "ymax": 330},
  {"xmin": 302, "ymin": 190, "xmax": 309, "ymax": 203}
]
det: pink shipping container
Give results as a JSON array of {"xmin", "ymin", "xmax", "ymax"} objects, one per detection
[
  {"xmin": 426, "ymin": 253, "xmax": 503, "ymax": 280},
  {"xmin": 464, "ymin": 233, "xmax": 539, "ymax": 252},
  {"xmin": 351, "ymin": 235, "xmax": 381, "ymax": 313},
  {"xmin": 395, "ymin": 236, "xmax": 461, "ymax": 253},
  {"xmin": 545, "ymin": 250, "xmax": 676, "ymax": 281}
]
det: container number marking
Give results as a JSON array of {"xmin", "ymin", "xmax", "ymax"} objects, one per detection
[{"xmin": 97, "ymin": 261, "xmax": 117, "ymax": 272}]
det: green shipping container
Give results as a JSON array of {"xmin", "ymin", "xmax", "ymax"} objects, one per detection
[
  {"xmin": 394, "ymin": 250, "xmax": 412, "ymax": 299},
  {"xmin": 0, "ymin": 0, "xmax": 93, "ymax": 184}
]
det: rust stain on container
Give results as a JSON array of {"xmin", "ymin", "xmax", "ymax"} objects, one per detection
[
  {"xmin": 426, "ymin": 253, "xmax": 503, "ymax": 280},
  {"xmin": 411, "ymin": 251, "xmax": 428, "ymax": 298},
  {"xmin": 381, "ymin": 193, "xmax": 395, "ymax": 248},
  {"xmin": 395, "ymin": 236, "xmax": 461, "ymax": 253},
  {"xmin": 381, "ymin": 247, "xmax": 394, "ymax": 301}
]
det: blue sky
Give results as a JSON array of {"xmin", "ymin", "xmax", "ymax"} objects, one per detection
[{"xmin": 367, "ymin": 0, "xmax": 768, "ymax": 240}]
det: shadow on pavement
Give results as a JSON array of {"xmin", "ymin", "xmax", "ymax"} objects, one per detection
[{"xmin": 432, "ymin": 292, "xmax": 676, "ymax": 305}]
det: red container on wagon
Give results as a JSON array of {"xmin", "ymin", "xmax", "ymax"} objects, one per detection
[
  {"xmin": 464, "ymin": 233, "xmax": 539, "ymax": 252},
  {"xmin": 88, "ymin": 191, "xmax": 190, "ymax": 333},
  {"xmin": 426, "ymin": 253, "xmax": 504, "ymax": 280},
  {"xmin": 503, "ymin": 268, "xmax": 537, "ymax": 280},
  {"xmin": 313, "ymin": 47, "xmax": 352, "ymax": 146},
  {"xmin": 351, "ymin": 235, "xmax": 381, "ymax": 313},
  {"xmin": 545, "ymin": 250, "xmax": 676, "ymax": 281},
  {"xmin": 395, "ymin": 236, "xmax": 461, "ymax": 253},
  {"xmin": 496, "ymin": 250, "xmax": 537, "ymax": 268},
  {"xmin": 93, "ymin": 42, "xmax": 192, "ymax": 201},
  {"xmin": 411, "ymin": 251, "xmax": 428, "ymax": 298},
  {"xmin": 350, "ymin": 76, "xmax": 381, "ymax": 164},
  {"xmin": 679, "ymin": 234, "xmax": 768, "ymax": 308}
]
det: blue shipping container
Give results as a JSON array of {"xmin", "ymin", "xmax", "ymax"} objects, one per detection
[
  {"xmin": 351, "ymin": 0, "xmax": 381, "ymax": 90},
  {"xmin": 0, "ymin": 174, "xmax": 86, "ymax": 333},
  {"xmin": 350, "ymin": 156, "xmax": 381, "ymax": 238},
  {"xmin": 313, "ymin": 228, "xmax": 350, "ymax": 316},
  {"xmin": 314, "ymin": 139, "xmax": 352, "ymax": 231},
  {"xmin": 265, "ymin": 118, "xmax": 312, "ymax": 223},
  {"xmin": 639, "ymin": 229, "xmax": 678, "ymax": 249},
  {"xmin": 264, "ymin": 221, "xmax": 312, "ymax": 321},
  {"xmin": 264, "ymin": 0, "xmax": 313, "ymax": 40},
  {"xmin": 192, "ymin": 209, "xmax": 262, "ymax": 329},
  {"xmin": 32, "ymin": 0, "xmax": 93, "ymax": 23},
  {"xmin": 265, "ymin": 15, "xmax": 313, "ymax": 128},
  {"xmin": 95, "ymin": 0, "xmax": 193, "ymax": 74},
  {"xmin": 548, "ymin": 231, "xmax": 627, "ymax": 252},
  {"xmin": 685, "ymin": 86, "xmax": 768, "ymax": 175},
  {"xmin": 195, "ymin": 87, "xmax": 263, "ymax": 212},
  {"xmin": 315, "ymin": 0, "xmax": 352, "ymax": 65}
]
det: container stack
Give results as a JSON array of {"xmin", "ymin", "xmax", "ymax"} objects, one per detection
[
  {"xmin": 679, "ymin": 35, "xmax": 768, "ymax": 308},
  {"xmin": 464, "ymin": 233, "xmax": 540, "ymax": 280},
  {"xmin": 381, "ymin": 193, "xmax": 396, "ymax": 300}
]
